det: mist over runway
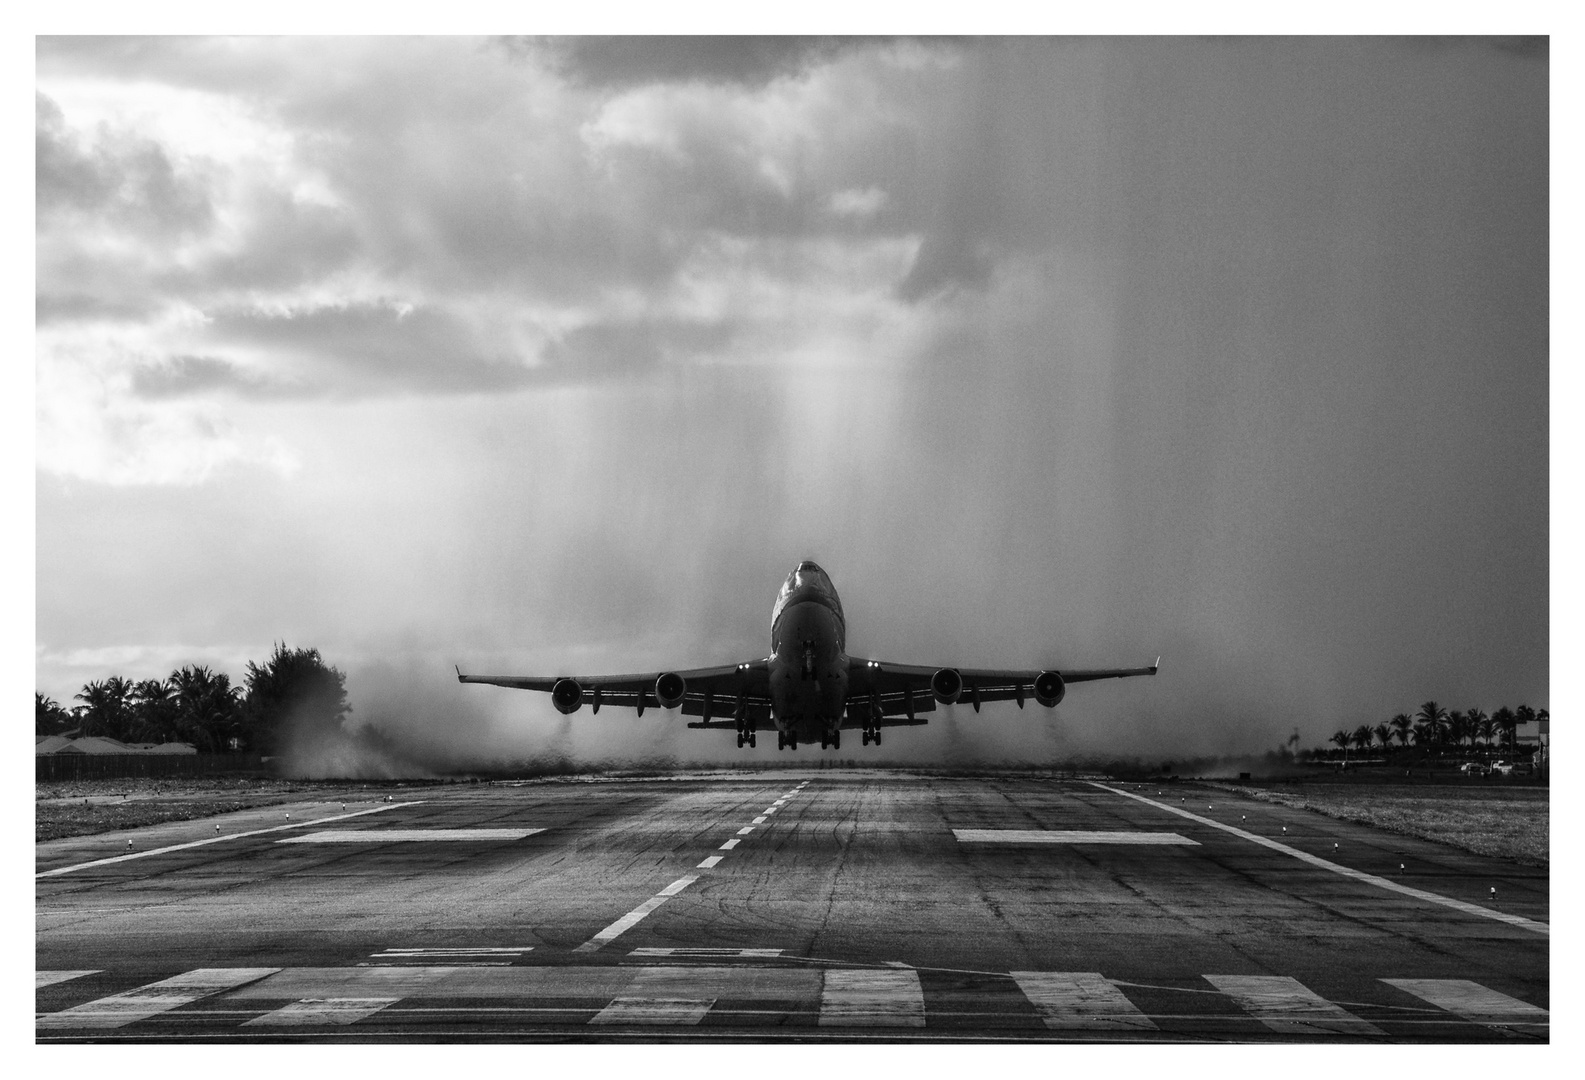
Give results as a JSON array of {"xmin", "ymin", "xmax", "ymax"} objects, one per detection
[{"xmin": 37, "ymin": 772, "xmax": 1547, "ymax": 1042}]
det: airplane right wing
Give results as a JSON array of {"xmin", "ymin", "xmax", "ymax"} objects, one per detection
[
  {"xmin": 841, "ymin": 656, "xmax": 1159, "ymax": 727},
  {"xmin": 457, "ymin": 659, "xmax": 778, "ymax": 727}
]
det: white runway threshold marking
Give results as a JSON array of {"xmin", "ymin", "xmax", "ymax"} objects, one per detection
[
  {"xmin": 1090, "ymin": 783, "xmax": 1550, "ymax": 937},
  {"xmin": 819, "ymin": 969, "xmax": 925, "ymax": 1027},
  {"xmin": 1206, "ymin": 974, "xmax": 1383, "ymax": 1037},
  {"xmin": 1011, "ymin": 972, "xmax": 1158, "ymax": 1032},
  {"xmin": 574, "ymin": 875, "xmax": 701, "ymax": 953},
  {"xmin": 243, "ymin": 997, "xmax": 399, "ymax": 1027},
  {"xmin": 36, "ymin": 802, "xmax": 423, "ymax": 878},
  {"xmin": 278, "ymin": 828, "xmax": 542, "ymax": 843},
  {"xmin": 36, "ymin": 968, "xmax": 279, "ymax": 1030},
  {"xmin": 955, "ymin": 829, "xmax": 1198, "ymax": 845},
  {"xmin": 1383, "ymin": 979, "xmax": 1549, "ymax": 1030}
]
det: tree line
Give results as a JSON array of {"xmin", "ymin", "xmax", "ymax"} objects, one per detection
[
  {"xmin": 35, "ymin": 643, "xmax": 350, "ymax": 756},
  {"xmin": 1322, "ymin": 700, "xmax": 1546, "ymax": 761}
]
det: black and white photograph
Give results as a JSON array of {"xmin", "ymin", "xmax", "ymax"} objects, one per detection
[{"xmin": 33, "ymin": 27, "xmax": 1551, "ymax": 1048}]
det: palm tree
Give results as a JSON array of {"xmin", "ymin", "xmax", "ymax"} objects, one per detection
[
  {"xmin": 1491, "ymin": 706, "xmax": 1517, "ymax": 755},
  {"xmin": 1411, "ymin": 720, "xmax": 1433, "ymax": 748},
  {"xmin": 1373, "ymin": 722, "xmax": 1392, "ymax": 750},
  {"xmin": 74, "ymin": 676, "xmax": 135, "ymax": 740},
  {"xmin": 1351, "ymin": 724, "xmax": 1374, "ymax": 754},
  {"xmin": 170, "ymin": 665, "xmax": 240, "ymax": 753},
  {"xmin": 1415, "ymin": 701, "xmax": 1449, "ymax": 755},
  {"xmin": 1464, "ymin": 708, "xmax": 1488, "ymax": 753},
  {"xmin": 36, "ymin": 694, "xmax": 71, "ymax": 735},
  {"xmin": 1329, "ymin": 730, "xmax": 1351, "ymax": 762},
  {"xmin": 1390, "ymin": 713, "xmax": 1413, "ymax": 746},
  {"xmin": 131, "ymin": 678, "xmax": 177, "ymax": 743},
  {"xmin": 1477, "ymin": 712, "xmax": 1495, "ymax": 754}
]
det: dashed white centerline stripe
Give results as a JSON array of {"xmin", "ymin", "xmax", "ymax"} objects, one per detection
[
  {"xmin": 574, "ymin": 875, "xmax": 701, "ymax": 953},
  {"xmin": 697, "ymin": 855, "xmax": 723, "ymax": 869},
  {"xmin": 719, "ymin": 839, "xmax": 740, "ymax": 850},
  {"xmin": 752, "ymin": 816, "xmax": 768, "ymax": 824},
  {"xmin": 36, "ymin": 802, "xmax": 425, "ymax": 878},
  {"xmin": 1090, "ymin": 782, "xmax": 1549, "ymax": 937},
  {"xmin": 737, "ymin": 826, "xmax": 755, "ymax": 835}
]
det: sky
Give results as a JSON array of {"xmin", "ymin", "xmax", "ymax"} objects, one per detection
[{"xmin": 34, "ymin": 36, "xmax": 1549, "ymax": 771}]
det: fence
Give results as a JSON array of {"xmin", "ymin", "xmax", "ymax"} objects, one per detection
[{"xmin": 36, "ymin": 753, "xmax": 269, "ymax": 782}]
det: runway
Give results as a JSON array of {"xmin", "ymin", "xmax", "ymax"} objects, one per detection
[{"xmin": 35, "ymin": 771, "xmax": 1549, "ymax": 1042}]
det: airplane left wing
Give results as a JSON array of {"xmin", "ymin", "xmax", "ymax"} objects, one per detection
[
  {"xmin": 457, "ymin": 660, "xmax": 777, "ymax": 726},
  {"xmin": 842, "ymin": 656, "xmax": 1158, "ymax": 727}
]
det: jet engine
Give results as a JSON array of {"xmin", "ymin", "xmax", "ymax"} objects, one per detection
[
  {"xmin": 1033, "ymin": 670, "xmax": 1066, "ymax": 708},
  {"xmin": 655, "ymin": 671, "xmax": 687, "ymax": 710},
  {"xmin": 931, "ymin": 667, "xmax": 963, "ymax": 705},
  {"xmin": 551, "ymin": 678, "xmax": 584, "ymax": 715}
]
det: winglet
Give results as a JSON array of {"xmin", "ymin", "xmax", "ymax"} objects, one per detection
[
  {"xmin": 1151, "ymin": 656, "xmax": 1161, "ymax": 674},
  {"xmin": 455, "ymin": 665, "xmax": 464, "ymax": 682}
]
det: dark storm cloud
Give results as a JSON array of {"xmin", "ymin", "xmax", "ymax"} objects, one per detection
[
  {"xmin": 207, "ymin": 303, "xmax": 536, "ymax": 395},
  {"xmin": 36, "ymin": 92, "xmax": 214, "ymax": 236},
  {"xmin": 540, "ymin": 319, "xmax": 735, "ymax": 380},
  {"xmin": 524, "ymin": 36, "xmax": 857, "ymax": 89},
  {"xmin": 130, "ymin": 356, "xmax": 278, "ymax": 400}
]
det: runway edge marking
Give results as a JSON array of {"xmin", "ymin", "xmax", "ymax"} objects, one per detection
[
  {"xmin": 36, "ymin": 802, "xmax": 425, "ymax": 878},
  {"xmin": 1089, "ymin": 782, "xmax": 1548, "ymax": 937}
]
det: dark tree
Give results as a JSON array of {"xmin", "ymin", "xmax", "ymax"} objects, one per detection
[
  {"xmin": 1351, "ymin": 724, "xmax": 1373, "ymax": 753},
  {"xmin": 170, "ymin": 665, "xmax": 241, "ymax": 752},
  {"xmin": 1329, "ymin": 730, "xmax": 1351, "ymax": 761},
  {"xmin": 1492, "ymin": 706, "xmax": 1517, "ymax": 754},
  {"xmin": 1390, "ymin": 713, "xmax": 1413, "ymax": 746},
  {"xmin": 35, "ymin": 694, "xmax": 72, "ymax": 735},
  {"xmin": 131, "ymin": 678, "xmax": 178, "ymax": 743},
  {"xmin": 74, "ymin": 676, "xmax": 135, "ymax": 740},
  {"xmin": 242, "ymin": 643, "xmax": 351, "ymax": 755},
  {"xmin": 1415, "ymin": 701, "xmax": 1448, "ymax": 754}
]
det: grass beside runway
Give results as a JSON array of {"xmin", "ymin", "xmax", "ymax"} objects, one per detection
[
  {"xmin": 1199, "ymin": 781, "xmax": 1548, "ymax": 866},
  {"xmin": 34, "ymin": 777, "xmax": 415, "ymax": 841}
]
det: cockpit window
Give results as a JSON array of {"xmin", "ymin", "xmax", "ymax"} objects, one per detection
[{"xmin": 798, "ymin": 560, "xmax": 822, "ymax": 572}]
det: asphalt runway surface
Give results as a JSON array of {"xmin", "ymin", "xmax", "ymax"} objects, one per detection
[{"xmin": 36, "ymin": 771, "xmax": 1549, "ymax": 1042}]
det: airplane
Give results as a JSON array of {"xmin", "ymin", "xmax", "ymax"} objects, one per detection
[{"xmin": 458, "ymin": 560, "xmax": 1158, "ymax": 751}]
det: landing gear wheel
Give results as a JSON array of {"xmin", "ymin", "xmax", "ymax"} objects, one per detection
[
  {"xmin": 873, "ymin": 730, "xmax": 881, "ymax": 746},
  {"xmin": 748, "ymin": 732, "xmax": 756, "ymax": 748},
  {"xmin": 832, "ymin": 730, "xmax": 840, "ymax": 750},
  {"xmin": 736, "ymin": 732, "xmax": 744, "ymax": 748},
  {"xmin": 777, "ymin": 732, "xmax": 786, "ymax": 750},
  {"xmin": 862, "ymin": 731, "xmax": 870, "ymax": 746},
  {"xmin": 789, "ymin": 735, "xmax": 798, "ymax": 750}
]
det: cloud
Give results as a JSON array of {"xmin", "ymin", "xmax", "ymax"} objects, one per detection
[{"xmin": 528, "ymin": 36, "xmax": 856, "ymax": 90}]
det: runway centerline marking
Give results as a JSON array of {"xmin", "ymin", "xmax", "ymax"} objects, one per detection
[
  {"xmin": 278, "ymin": 828, "xmax": 541, "ymax": 843},
  {"xmin": 752, "ymin": 816, "xmax": 768, "ymax": 824},
  {"xmin": 719, "ymin": 839, "xmax": 740, "ymax": 850},
  {"xmin": 574, "ymin": 875, "xmax": 701, "ymax": 954},
  {"xmin": 736, "ymin": 826, "xmax": 755, "ymax": 835},
  {"xmin": 955, "ymin": 829, "xmax": 1198, "ymax": 845},
  {"xmin": 1090, "ymin": 783, "xmax": 1548, "ymax": 937},
  {"xmin": 36, "ymin": 802, "xmax": 424, "ymax": 878},
  {"xmin": 697, "ymin": 855, "xmax": 723, "ymax": 869}
]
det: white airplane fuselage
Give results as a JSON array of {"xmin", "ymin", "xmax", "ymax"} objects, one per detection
[{"xmin": 769, "ymin": 562, "xmax": 849, "ymax": 744}]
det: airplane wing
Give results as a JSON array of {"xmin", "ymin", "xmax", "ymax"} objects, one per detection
[
  {"xmin": 457, "ymin": 659, "xmax": 778, "ymax": 727},
  {"xmin": 841, "ymin": 656, "xmax": 1159, "ymax": 728}
]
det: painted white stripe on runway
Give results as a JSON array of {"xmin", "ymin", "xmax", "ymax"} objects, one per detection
[
  {"xmin": 36, "ymin": 967, "xmax": 279, "ymax": 1030},
  {"xmin": 36, "ymin": 970, "xmax": 100, "ymax": 989},
  {"xmin": 629, "ymin": 948, "xmax": 784, "ymax": 958},
  {"xmin": 956, "ymin": 829, "xmax": 1198, "ymax": 845},
  {"xmin": 36, "ymin": 803, "xmax": 422, "ymax": 878},
  {"xmin": 774, "ymin": 799, "xmax": 788, "ymax": 806},
  {"xmin": 1090, "ymin": 783, "xmax": 1550, "ymax": 937},
  {"xmin": 1206, "ymin": 974, "xmax": 1383, "ymax": 1036},
  {"xmin": 1011, "ymin": 972, "xmax": 1157, "ymax": 1032},
  {"xmin": 819, "ymin": 969, "xmax": 926, "ymax": 1027},
  {"xmin": 719, "ymin": 839, "xmax": 740, "ymax": 850},
  {"xmin": 737, "ymin": 826, "xmax": 755, "ymax": 835},
  {"xmin": 753, "ymin": 816, "xmax": 768, "ymax": 824},
  {"xmin": 697, "ymin": 855, "xmax": 723, "ymax": 869},
  {"xmin": 589, "ymin": 997, "xmax": 715, "ymax": 1025},
  {"xmin": 374, "ymin": 947, "xmax": 532, "ymax": 954},
  {"xmin": 763, "ymin": 807, "xmax": 778, "ymax": 815},
  {"xmin": 1383, "ymin": 979, "xmax": 1548, "ymax": 1028},
  {"xmin": 573, "ymin": 875, "xmax": 701, "ymax": 953},
  {"xmin": 278, "ymin": 828, "xmax": 541, "ymax": 843},
  {"xmin": 242, "ymin": 997, "xmax": 398, "ymax": 1027}
]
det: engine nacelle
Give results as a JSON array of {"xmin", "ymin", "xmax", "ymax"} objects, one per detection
[
  {"xmin": 931, "ymin": 667, "xmax": 963, "ymax": 705},
  {"xmin": 655, "ymin": 671, "xmax": 687, "ymax": 710},
  {"xmin": 551, "ymin": 678, "xmax": 584, "ymax": 715},
  {"xmin": 1033, "ymin": 670, "xmax": 1066, "ymax": 708}
]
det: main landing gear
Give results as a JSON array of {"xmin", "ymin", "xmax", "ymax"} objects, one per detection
[
  {"xmin": 861, "ymin": 728, "xmax": 882, "ymax": 746},
  {"xmin": 820, "ymin": 729, "xmax": 841, "ymax": 750},
  {"xmin": 777, "ymin": 731, "xmax": 798, "ymax": 751},
  {"xmin": 736, "ymin": 728, "xmax": 756, "ymax": 749}
]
